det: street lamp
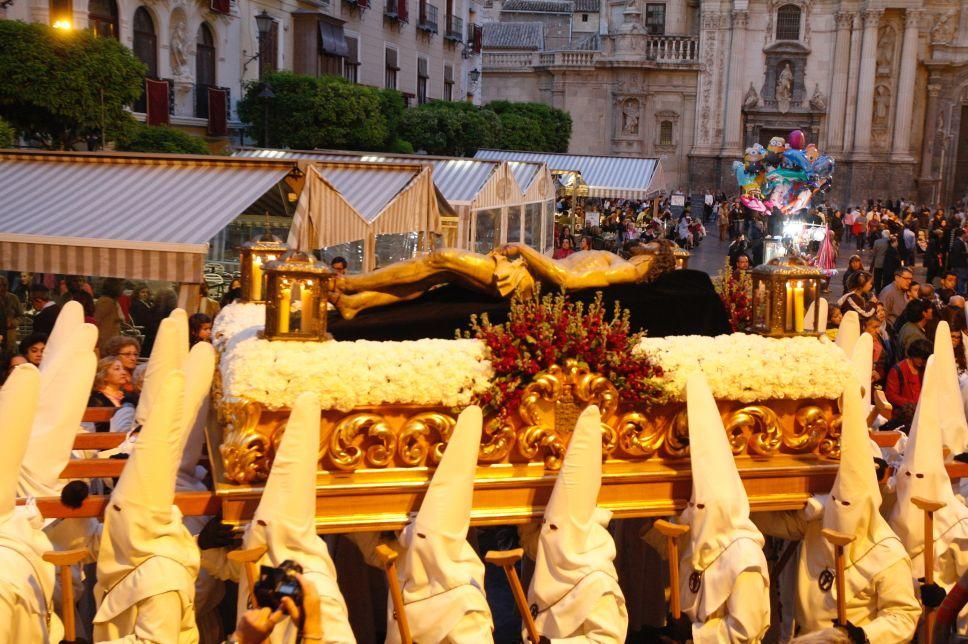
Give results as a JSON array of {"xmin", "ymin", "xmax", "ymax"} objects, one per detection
[
  {"xmin": 468, "ymin": 68, "xmax": 480, "ymax": 84},
  {"xmin": 255, "ymin": 10, "xmax": 274, "ymax": 40}
]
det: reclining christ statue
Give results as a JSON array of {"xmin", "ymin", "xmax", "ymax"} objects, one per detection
[{"xmin": 333, "ymin": 240, "xmax": 677, "ymax": 319}]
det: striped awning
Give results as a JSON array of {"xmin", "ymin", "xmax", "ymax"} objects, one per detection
[
  {"xmin": 474, "ymin": 149, "xmax": 665, "ymax": 199},
  {"xmin": 0, "ymin": 151, "xmax": 294, "ymax": 282}
]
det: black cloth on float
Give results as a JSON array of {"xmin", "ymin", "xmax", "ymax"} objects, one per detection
[{"xmin": 328, "ymin": 269, "xmax": 731, "ymax": 341}]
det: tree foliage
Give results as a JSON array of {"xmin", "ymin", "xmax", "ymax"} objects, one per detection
[
  {"xmin": 237, "ymin": 72, "xmax": 403, "ymax": 150},
  {"xmin": 0, "ymin": 20, "xmax": 145, "ymax": 149},
  {"xmin": 487, "ymin": 101, "xmax": 572, "ymax": 152},
  {"xmin": 116, "ymin": 123, "xmax": 209, "ymax": 155},
  {"xmin": 398, "ymin": 101, "xmax": 501, "ymax": 156},
  {"xmin": 0, "ymin": 117, "xmax": 14, "ymax": 148}
]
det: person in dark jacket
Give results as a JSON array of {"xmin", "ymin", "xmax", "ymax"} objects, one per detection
[
  {"xmin": 949, "ymin": 228, "xmax": 968, "ymax": 296},
  {"xmin": 28, "ymin": 285, "xmax": 60, "ymax": 337}
]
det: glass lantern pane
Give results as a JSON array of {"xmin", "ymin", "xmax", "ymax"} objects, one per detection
[
  {"xmin": 754, "ymin": 280, "xmax": 769, "ymax": 330},
  {"xmin": 295, "ymin": 281, "xmax": 316, "ymax": 334},
  {"xmin": 375, "ymin": 232, "xmax": 420, "ymax": 268},
  {"xmin": 318, "ymin": 241, "xmax": 364, "ymax": 273}
]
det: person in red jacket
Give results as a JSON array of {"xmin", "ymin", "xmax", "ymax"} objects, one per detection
[{"xmin": 884, "ymin": 339, "xmax": 932, "ymax": 430}]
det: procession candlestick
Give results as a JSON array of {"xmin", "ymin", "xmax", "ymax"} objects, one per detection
[
  {"xmin": 376, "ymin": 544, "xmax": 412, "ymax": 644},
  {"xmin": 821, "ymin": 528, "xmax": 856, "ymax": 627},
  {"xmin": 227, "ymin": 545, "xmax": 269, "ymax": 608},
  {"xmin": 653, "ymin": 519, "xmax": 690, "ymax": 619},
  {"xmin": 485, "ymin": 548, "xmax": 541, "ymax": 643},
  {"xmin": 43, "ymin": 548, "xmax": 88, "ymax": 642},
  {"xmin": 913, "ymin": 496, "xmax": 946, "ymax": 644}
]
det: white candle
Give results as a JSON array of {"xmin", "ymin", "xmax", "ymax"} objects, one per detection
[
  {"xmin": 300, "ymin": 282, "xmax": 314, "ymax": 332},
  {"xmin": 278, "ymin": 286, "xmax": 292, "ymax": 333},
  {"xmin": 250, "ymin": 256, "xmax": 263, "ymax": 300}
]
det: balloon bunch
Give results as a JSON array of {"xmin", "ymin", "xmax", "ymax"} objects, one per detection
[{"xmin": 732, "ymin": 129, "xmax": 835, "ymax": 215}]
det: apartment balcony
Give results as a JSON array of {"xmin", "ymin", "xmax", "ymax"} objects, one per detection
[
  {"xmin": 482, "ymin": 35, "xmax": 699, "ymax": 72},
  {"xmin": 444, "ymin": 14, "xmax": 463, "ymax": 42},
  {"xmin": 418, "ymin": 1, "xmax": 438, "ymax": 33}
]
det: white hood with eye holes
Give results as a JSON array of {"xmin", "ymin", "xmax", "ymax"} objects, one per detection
[
  {"xmin": 527, "ymin": 405, "xmax": 627, "ymax": 640},
  {"xmin": 889, "ymin": 354, "xmax": 968, "ymax": 580},
  {"xmin": 678, "ymin": 373, "xmax": 768, "ymax": 623}
]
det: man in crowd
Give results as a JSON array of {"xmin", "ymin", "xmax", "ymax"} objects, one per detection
[
  {"xmin": 870, "ymin": 229, "xmax": 890, "ymax": 292},
  {"xmin": 937, "ymin": 271, "xmax": 959, "ymax": 304},
  {"xmin": 28, "ymin": 285, "xmax": 60, "ymax": 338},
  {"xmin": 949, "ymin": 228, "xmax": 968, "ymax": 296},
  {"xmin": 896, "ymin": 300, "xmax": 932, "ymax": 359},
  {"xmin": 879, "ymin": 267, "xmax": 913, "ymax": 327}
]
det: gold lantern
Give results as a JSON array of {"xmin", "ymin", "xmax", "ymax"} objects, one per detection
[
  {"xmin": 239, "ymin": 232, "xmax": 288, "ymax": 303},
  {"xmin": 673, "ymin": 248, "xmax": 690, "ymax": 269},
  {"xmin": 750, "ymin": 260, "xmax": 824, "ymax": 337},
  {"xmin": 263, "ymin": 252, "xmax": 333, "ymax": 341}
]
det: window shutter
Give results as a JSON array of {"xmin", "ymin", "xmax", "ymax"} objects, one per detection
[
  {"xmin": 472, "ymin": 24, "xmax": 482, "ymax": 52},
  {"xmin": 444, "ymin": 64, "xmax": 453, "ymax": 82},
  {"xmin": 386, "ymin": 47, "xmax": 398, "ymax": 69},
  {"xmin": 418, "ymin": 57, "xmax": 428, "ymax": 78},
  {"xmin": 397, "ymin": 0, "xmax": 408, "ymax": 21},
  {"xmin": 346, "ymin": 36, "xmax": 359, "ymax": 64}
]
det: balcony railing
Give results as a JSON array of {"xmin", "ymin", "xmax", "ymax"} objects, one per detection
[
  {"xmin": 194, "ymin": 84, "xmax": 232, "ymax": 120},
  {"xmin": 644, "ymin": 35, "xmax": 699, "ymax": 63},
  {"xmin": 418, "ymin": 1, "xmax": 438, "ymax": 32},
  {"xmin": 445, "ymin": 14, "xmax": 462, "ymax": 41},
  {"xmin": 482, "ymin": 35, "xmax": 699, "ymax": 71}
]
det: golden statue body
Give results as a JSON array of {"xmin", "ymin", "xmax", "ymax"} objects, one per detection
[{"xmin": 334, "ymin": 241, "xmax": 675, "ymax": 319}]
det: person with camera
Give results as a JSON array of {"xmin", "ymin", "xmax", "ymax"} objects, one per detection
[{"xmin": 231, "ymin": 573, "xmax": 322, "ymax": 644}]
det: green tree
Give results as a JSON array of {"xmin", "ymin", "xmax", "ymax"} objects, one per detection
[
  {"xmin": 116, "ymin": 123, "xmax": 209, "ymax": 154},
  {"xmin": 0, "ymin": 20, "xmax": 145, "ymax": 149},
  {"xmin": 399, "ymin": 101, "xmax": 501, "ymax": 156},
  {"xmin": 237, "ymin": 72, "xmax": 398, "ymax": 150},
  {"xmin": 0, "ymin": 117, "xmax": 14, "ymax": 148},
  {"xmin": 487, "ymin": 101, "xmax": 572, "ymax": 152}
]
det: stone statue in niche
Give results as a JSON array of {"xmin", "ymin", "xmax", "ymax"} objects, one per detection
[
  {"xmin": 170, "ymin": 20, "xmax": 189, "ymax": 75},
  {"xmin": 776, "ymin": 63, "xmax": 793, "ymax": 113},
  {"xmin": 931, "ymin": 11, "xmax": 955, "ymax": 44},
  {"xmin": 873, "ymin": 85, "xmax": 891, "ymax": 123},
  {"xmin": 621, "ymin": 98, "xmax": 640, "ymax": 135},
  {"xmin": 743, "ymin": 82, "xmax": 760, "ymax": 110},
  {"xmin": 809, "ymin": 84, "xmax": 826, "ymax": 111},
  {"xmin": 876, "ymin": 26, "xmax": 895, "ymax": 76}
]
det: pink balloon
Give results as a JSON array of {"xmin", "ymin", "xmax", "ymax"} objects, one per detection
[{"xmin": 788, "ymin": 129, "xmax": 805, "ymax": 150}]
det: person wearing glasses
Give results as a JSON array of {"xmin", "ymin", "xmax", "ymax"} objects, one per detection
[
  {"xmin": 103, "ymin": 336, "xmax": 142, "ymax": 394},
  {"xmin": 878, "ymin": 267, "xmax": 914, "ymax": 327}
]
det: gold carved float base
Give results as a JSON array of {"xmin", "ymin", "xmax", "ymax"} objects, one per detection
[{"xmin": 207, "ymin": 361, "xmax": 843, "ymax": 530}]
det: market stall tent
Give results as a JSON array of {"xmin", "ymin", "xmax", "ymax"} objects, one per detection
[{"xmin": 0, "ymin": 150, "xmax": 297, "ymax": 306}]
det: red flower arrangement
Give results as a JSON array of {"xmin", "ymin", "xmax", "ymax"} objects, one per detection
[
  {"xmin": 715, "ymin": 258, "xmax": 753, "ymax": 332},
  {"xmin": 461, "ymin": 289, "xmax": 667, "ymax": 421}
]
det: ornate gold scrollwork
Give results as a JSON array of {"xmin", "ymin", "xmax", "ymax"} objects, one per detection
[
  {"xmin": 818, "ymin": 415, "xmax": 843, "ymax": 459},
  {"xmin": 220, "ymin": 401, "xmax": 273, "ymax": 484},
  {"xmin": 727, "ymin": 405, "xmax": 782, "ymax": 456},
  {"xmin": 479, "ymin": 417, "xmax": 515, "ymax": 462},
  {"xmin": 397, "ymin": 413, "xmax": 457, "ymax": 467},
  {"xmin": 617, "ymin": 411, "xmax": 665, "ymax": 457},
  {"xmin": 787, "ymin": 405, "xmax": 831, "ymax": 453},
  {"xmin": 328, "ymin": 414, "xmax": 396, "ymax": 472},
  {"xmin": 664, "ymin": 410, "xmax": 690, "ymax": 458}
]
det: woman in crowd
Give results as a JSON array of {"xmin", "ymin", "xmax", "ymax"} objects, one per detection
[
  {"xmin": 838, "ymin": 271, "xmax": 877, "ymax": 322},
  {"xmin": 220, "ymin": 279, "xmax": 243, "ymax": 308},
  {"xmin": 102, "ymin": 336, "xmax": 141, "ymax": 393},
  {"xmin": 88, "ymin": 356, "xmax": 136, "ymax": 432},
  {"xmin": 553, "ymin": 237, "xmax": 575, "ymax": 259},
  {"xmin": 884, "ymin": 338, "xmax": 933, "ymax": 427},
  {"xmin": 842, "ymin": 254, "xmax": 863, "ymax": 293},
  {"xmin": 129, "ymin": 283, "xmax": 153, "ymax": 330},
  {"xmin": 863, "ymin": 314, "xmax": 890, "ymax": 386},
  {"xmin": 93, "ymin": 278, "xmax": 124, "ymax": 353},
  {"xmin": 939, "ymin": 307, "xmax": 968, "ymax": 377},
  {"xmin": 18, "ymin": 332, "xmax": 46, "ymax": 367},
  {"xmin": 825, "ymin": 304, "xmax": 842, "ymax": 341},
  {"xmin": 188, "ymin": 313, "xmax": 213, "ymax": 347}
]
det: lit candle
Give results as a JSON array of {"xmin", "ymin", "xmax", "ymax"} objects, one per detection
[
  {"xmin": 278, "ymin": 286, "xmax": 292, "ymax": 333},
  {"xmin": 300, "ymin": 281, "xmax": 314, "ymax": 332},
  {"xmin": 250, "ymin": 256, "xmax": 263, "ymax": 300},
  {"xmin": 793, "ymin": 281, "xmax": 805, "ymax": 333},
  {"xmin": 785, "ymin": 282, "xmax": 794, "ymax": 332}
]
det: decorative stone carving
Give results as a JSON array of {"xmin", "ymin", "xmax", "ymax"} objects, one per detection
[
  {"xmin": 170, "ymin": 17, "xmax": 189, "ymax": 76},
  {"xmin": 732, "ymin": 9, "xmax": 748, "ymax": 29},
  {"xmin": 809, "ymin": 83, "xmax": 826, "ymax": 111},
  {"xmin": 621, "ymin": 98, "xmax": 640, "ymax": 135},
  {"xmin": 931, "ymin": 11, "xmax": 955, "ymax": 44},
  {"xmin": 873, "ymin": 84, "xmax": 891, "ymax": 123},
  {"xmin": 743, "ymin": 82, "xmax": 760, "ymax": 110},
  {"xmin": 876, "ymin": 25, "xmax": 895, "ymax": 77},
  {"xmin": 776, "ymin": 62, "xmax": 793, "ymax": 113},
  {"xmin": 834, "ymin": 11, "xmax": 854, "ymax": 30}
]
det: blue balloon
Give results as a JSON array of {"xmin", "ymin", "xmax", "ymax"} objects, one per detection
[
  {"xmin": 782, "ymin": 148, "xmax": 811, "ymax": 172},
  {"xmin": 811, "ymin": 155, "xmax": 835, "ymax": 179}
]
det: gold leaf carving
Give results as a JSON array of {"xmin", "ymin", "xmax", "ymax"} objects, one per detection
[
  {"xmin": 727, "ymin": 406, "xmax": 782, "ymax": 456},
  {"xmin": 664, "ymin": 410, "xmax": 690, "ymax": 458},
  {"xmin": 617, "ymin": 411, "xmax": 664, "ymax": 457},
  {"xmin": 220, "ymin": 401, "xmax": 272, "ymax": 483},
  {"xmin": 787, "ymin": 405, "xmax": 830, "ymax": 452},
  {"xmin": 397, "ymin": 413, "xmax": 456, "ymax": 467},
  {"xmin": 328, "ymin": 414, "xmax": 395, "ymax": 472}
]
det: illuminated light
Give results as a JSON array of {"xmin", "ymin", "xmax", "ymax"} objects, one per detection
[{"xmin": 52, "ymin": 19, "xmax": 73, "ymax": 29}]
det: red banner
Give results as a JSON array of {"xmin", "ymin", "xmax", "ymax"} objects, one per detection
[
  {"xmin": 397, "ymin": 0, "xmax": 408, "ymax": 21},
  {"xmin": 207, "ymin": 87, "xmax": 228, "ymax": 136},
  {"xmin": 210, "ymin": 0, "xmax": 230, "ymax": 13},
  {"xmin": 145, "ymin": 78, "xmax": 170, "ymax": 126}
]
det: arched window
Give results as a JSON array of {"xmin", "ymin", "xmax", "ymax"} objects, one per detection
[
  {"xmin": 88, "ymin": 0, "xmax": 118, "ymax": 38},
  {"xmin": 776, "ymin": 4, "xmax": 801, "ymax": 40},
  {"xmin": 195, "ymin": 24, "xmax": 217, "ymax": 117},
  {"xmin": 132, "ymin": 7, "xmax": 157, "ymax": 78}
]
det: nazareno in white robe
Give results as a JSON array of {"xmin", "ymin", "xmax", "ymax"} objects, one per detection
[
  {"xmin": 527, "ymin": 405, "xmax": 628, "ymax": 643},
  {"xmin": 677, "ymin": 373, "xmax": 770, "ymax": 643},
  {"xmin": 754, "ymin": 376, "xmax": 920, "ymax": 644}
]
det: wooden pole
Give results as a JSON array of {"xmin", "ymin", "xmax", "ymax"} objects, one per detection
[
  {"xmin": 42, "ymin": 548, "xmax": 88, "ymax": 643},
  {"xmin": 914, "ymin": 496, "xmax": 947, "ymax": 644},
  {"xmin": 375, "ymin": 544, "xmax": 412, "ymax": 644},
  {"xmin": 227, "ymin": 545, "xmax": 268, "ymax": 608},
  {"xmin": 821, "ymin": 528, "xmax": 856, "ymax": 627},
  {"xmin": 653, "ymin": 520, "xmax": 690, "ymax": 619},
  {"xmin": 485, "ymin": 548, "xmax": 540, "ymax": 643}
]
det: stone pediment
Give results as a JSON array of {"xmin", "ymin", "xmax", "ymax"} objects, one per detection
[{"xmin": 763, "ymin": 40, "xmax": 811, "ymax": 56}]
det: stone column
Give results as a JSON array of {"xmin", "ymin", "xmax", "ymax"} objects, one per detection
[
  {"xmin": 852, "ymin": 8, "xmax": 882, "ymax": 158},
  {"xmin": 891, "ymin": 9, "xmax": 921, "ymax": 160},
  {"xmin": 826, "ymin": 11, "xmax": 854, "ymax": 153},
  {"xmin": 842, "ymin": 14, "xmax": 864, "ymax": 153},
  {"xmin": 720, "ymin": 9, "xmax": 748, "ymax": 156},
  {"xmin": 917, "ymin": 78, "xmax": 942, "ymax": 197}
]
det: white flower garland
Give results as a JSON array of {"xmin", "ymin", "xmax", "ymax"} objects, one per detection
[{"xmin": 215, "ymin": 304, "xmax": 852, "ymax": 410}]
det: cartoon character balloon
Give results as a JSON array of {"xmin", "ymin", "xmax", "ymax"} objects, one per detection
[{"xmin": 734, "ymin": 129, "xmax": 833, "ymax": 215}]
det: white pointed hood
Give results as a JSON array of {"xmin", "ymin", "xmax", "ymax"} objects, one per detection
[
  {"xmin": 242, "ymin": 393, "xmax": 354, "ymax": 644},
  {"xmin": 932, "ymin": 322, "xmax": 968, "ymax": 454},
  {"xmin": 850, "ymin": 333, "xmax": 874, "ymax": 407},
  {"xmin": 136, "ymin": 312, "xmax": 188, "ymax": 428},
  {"xmin": 527, "ymin": 405, "xmax": 627, "ymax": 638},
  {"xmin": 804, "ymin": 298, "xmax": 828, "ymax": 333},
  {"xmin": 176, "ymin": 342, "xmax": 216, "ymax": 492},
  {"xmin": 679, "ymin": 373, "xmax": 768, "ymax": 621},
  {"xmin": 804, "ymin": 376, "xmax": 908, "ymax": 602},
  {"xmin": 390, "ymin": 406, "xmax": 492, "ymax": 643},
  {"xmin": 835, "ymin": 311, "xmax": 860, "ymax": 356},
  {"xmin": 18, "ymin": 314, "xmax": 98, "ymax": 499},
  {"xmin": 889, "ymin": 355, "xmax": 968, "ymax": 579},
  {"xmin": 0, "ymin": 364, "xmax": 57, "ymax": 619},
  {"xmin": 95, "ymin": 371, "xmax": 200, "ymax": 619}
]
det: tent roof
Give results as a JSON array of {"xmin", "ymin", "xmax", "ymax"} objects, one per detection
[
  {"xmin": 0, "ymin": 150, "xmax": 295, "ymax": 282},
  {"xmin": 474, "ymin": 149, "xmax": 665, "ymax": 199}
]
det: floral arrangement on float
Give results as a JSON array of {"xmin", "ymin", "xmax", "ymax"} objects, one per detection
[
  {"xmin": 713, "ymin": 258, "xmax": 753, "ymax": 333},
  {"xmin": 460, "ymin": 289, "xmax": 667, "ymax": 421}
]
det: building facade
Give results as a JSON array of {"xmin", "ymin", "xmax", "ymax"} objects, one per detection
[{"xmin": 481, "ymin": 0, "xmax": 968, "ymax": 207}]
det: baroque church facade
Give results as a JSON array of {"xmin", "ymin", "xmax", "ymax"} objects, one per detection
[{"xmin": 480, "ymin": 0, "xmax": 968, "ymax": 207}]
